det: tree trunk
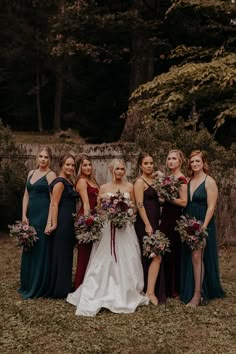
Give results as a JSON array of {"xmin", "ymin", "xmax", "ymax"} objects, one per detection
[
  {"xmin": 129, "ymin": 36, "xmax": 155, "ymax": 94},
  {"xmin": 122, "ymin": 0, "xmax": 156, "ymax": 139},
  {"xmin": 36, "ymin": 68, "xmax": 43, "ymax": 132},
  {"xmin": 53, "ymin": 62, "xmax": 63, "ymax": 132}
]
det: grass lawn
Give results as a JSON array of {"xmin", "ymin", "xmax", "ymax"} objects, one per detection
[{"xmin": 0, "ymin": 233, "xmax": 235, "ymax": 354}]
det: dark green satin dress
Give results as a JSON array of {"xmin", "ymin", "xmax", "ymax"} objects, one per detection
[
  {"xmin": 180, "ymin": 178, "xmax": 225, "ymax": 303},
  {"xmin": 19, "ymin": 173, "xmax": 51, "ymax": 299}
]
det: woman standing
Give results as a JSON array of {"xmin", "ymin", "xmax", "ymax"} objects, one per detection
[
  {"xmin": 20, "ymin": 147, "xmax": 56, "ymax": 299},
  {"xmin": 74, "ymin": 155, "xmax": 99, "ymax": 289},
  {"xmin": 67, "ymin": 159, "xmax": 148, "ymax": 316},
  {"xmin": 134, "ymin": 152, "xmax": 166, "ymax": 305},
  {"xmin": 180, "ymin": 150, "xmax": 225, "ymax": 306},
  {"xmin": 45, "ymin": 154, "xmax": 78, "ymax": 298},
  {"xmin": 159, "ymin": 150, "xmax": 187, "ymax": 298}
]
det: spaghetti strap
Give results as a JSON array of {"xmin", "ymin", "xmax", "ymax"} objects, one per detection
[
  {"xmin": 140, "ymin": 177, "xmax": 153, "ymax": 188},
  {"xmin": 45, "ymin": 170, "xmax": 52, "ymax": 177},
  {"xmin": 28, "ymin": 170, "xmax": 36, "ymax": 181}
]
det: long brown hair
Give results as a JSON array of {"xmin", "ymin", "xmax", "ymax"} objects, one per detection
[
  {"xmin": 187, "ymin": 150, "xmax": 209, "ymax": 177},
  {"xmin": 137, "ymin": 152, "xmax": 153, "ymax": 175},
  {"xmin": 76, "ymin": 154, "xmax": 99, "ymax": 186}
]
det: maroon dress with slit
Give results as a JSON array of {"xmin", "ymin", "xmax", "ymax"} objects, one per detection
[
  {"xmin": 75, "ymin": 182, "xmax": 99, "ymax": 289},
  {"xmin": 159, "ymin": 176, "xmax": 187, "ymax": 298},
  {"xmin": 134, "ymin": 181, "xmax": 166, "ymax": 304}
]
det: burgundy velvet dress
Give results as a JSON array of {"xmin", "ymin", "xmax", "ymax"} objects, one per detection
[
  {"xmin": 75, "ymin": 182, "xmax": 99, "ymax": 289},
  {"xmin": 134, "ymin": 181, "xmax": 166, "ymax": 304},
  {"xmin": 159, "ymin": 176, "xmax": 187, "ymax": 298}
]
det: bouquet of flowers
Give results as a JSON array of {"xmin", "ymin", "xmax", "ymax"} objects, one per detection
[
  {"xmin": 100, "ymin": 190, "xmax": 136, "ymax": 229},
  {"xmin": 74, "ymin": 213, "xmax": 104, "ymax": 243},
  {"xmin": 8, "ymin": 221, "xmax": 38, "ymax": 251},
  {"xmin": 153, "ymin": 175, "xmax": 185, "ymax": 200},
  {"xmin": 143, "ymin": 230, "xmax": 170, "ymax": 259},
  {"xmin": 175, "ymin": 215, "xmax": 208, "ymax": 251}
]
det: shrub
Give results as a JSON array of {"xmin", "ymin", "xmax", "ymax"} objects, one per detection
[{"xmin": 0, "ymin": 120, "xmax": 27, "ymax": 230}]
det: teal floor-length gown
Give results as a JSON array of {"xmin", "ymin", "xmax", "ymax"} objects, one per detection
[
  {"xmin": 19, "ymin": 173, "xmax": 51, "ymax": 299},
  {"xmin": 180, "ymin": 178, "xmax": 225, "ymax": 304}
]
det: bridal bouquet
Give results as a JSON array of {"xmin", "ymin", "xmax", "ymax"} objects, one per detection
[
  {"xmin": 74, "ymin": 213, "xmax": 104, "ymax": 243},
  {"xmin": 175, "ymin": 215, "xmax": 208, "ymax": 251},
  {"xmin": 100, "ymin": 190, "xmax": 136, "ymax": 229},
  {"xmin": 100, "ymin": 191, "xmax": 136, "ymax": 262},
  {"xmin": 154, "ymin": 175, "xmax": 185, "ymax": 200},
  {"xmin": 143, "ymin": 230, "xmax": 170, "ymax": 259},
  {"xmin": 8, "ymin": 221, "xmax": 38, "ymax": 251}
]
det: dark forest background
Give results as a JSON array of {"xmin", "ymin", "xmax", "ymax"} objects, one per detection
[{"xmin": 0, "ymin": 0, "xmax": 236, "ymax": 144}]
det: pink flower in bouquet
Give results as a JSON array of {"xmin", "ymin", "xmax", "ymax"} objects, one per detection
[
  {"xmin": 108, "ymin": 207, "xmax": 116, "ymax": 213},
  {"xmin": 175, "ymin": 215, "xmax": 208, "ymax": 251},
  {"xmin": 154, "ymin": 174, "xmax": 184, "ymax": 200},
  {"xmin": 112, "ymin": 198, "xmax": 119, "ymax": 205},
  {"xmin": 74, "ymin": 213, "xmax": 103, "ymax": 244},
  {"xmin": 143, "ymin": 231, "xmax": 170, "ymax": 258},
  {"xmin": 8, "ymin": 221, "xmax": 38, "ymax": 251}
]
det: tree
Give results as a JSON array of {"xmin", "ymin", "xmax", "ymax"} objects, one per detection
[{"xmin": 122, "ymin": 0, "xmax": 236, "ymax": 142}]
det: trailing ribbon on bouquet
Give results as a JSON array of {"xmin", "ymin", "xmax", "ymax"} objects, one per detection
[{"xmin": 110, "ymin": 223, "xmax": 117, "ymax": 262}]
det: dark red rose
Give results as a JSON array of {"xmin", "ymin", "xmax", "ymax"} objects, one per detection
[
  {"xmin": 116, "ymin": 201, "xmax": 128, "ymax": 212},
  {"xmin": 85, "ymin": 216, "xmax": 94, "ymax": 226}
]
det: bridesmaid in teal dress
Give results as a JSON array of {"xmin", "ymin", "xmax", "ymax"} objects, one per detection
[
  {"xmin": 45, "ymin": 154, "xmax": 78, "ymax": 298},
  {"xmin": 180, "ymin": 150, "xmax": 225, "ymax": 306},
  {"xmin": 20, "ymin": 147, "xmax": 56, "ymax": 299}
]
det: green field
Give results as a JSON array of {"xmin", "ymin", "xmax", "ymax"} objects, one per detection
[{"xmin": 0, "ymin": 233, "xmax": 235, "ymax": 354}]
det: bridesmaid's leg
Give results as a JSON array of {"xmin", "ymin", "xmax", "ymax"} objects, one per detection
[
  {"xmin": 187, "ymin": 246, "xmax": 205, "ymax": 306},
  {"xmin": 146, "ymin": 255, "xmax": 162, "ymax": 305}
]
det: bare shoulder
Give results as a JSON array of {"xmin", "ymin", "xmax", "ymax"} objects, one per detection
[
  {"xmin": 126, "ymin": 181, "xmax": 134, "ymax": 191},
  {"xmin": 134, "ymin": 177, "xmax": 144, "ymax": 187},
  {"xmin": 206, "ymin": 175, "xmax": 217, "ymax": 186},
  {"xmin": 206, "ymin": 175, "xmax": 218, "ymax": 190},
  {"xmin": 76, "ymin": 177, "xmax": 87, "ymax": 188},
  {"xmin": 47, "ymin": 171, "xmax": 57, "ymax": 184},
  {"xmin": 99, "ymin": 183, "xmax": 110, "ymax": 194},
  {"xmin": 28, "ymin": 169, "xmax": 35, "ymax": 178}
]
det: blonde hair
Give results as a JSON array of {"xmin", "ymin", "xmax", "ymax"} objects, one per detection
[
  {"xmin": 36, "ymin": 146, "xmax": 52, "ymax": 168},
  {"xmin": 109, "ymin": 159, "xmax": 126, "ymax": 181},
  {"xmin": 166, "ymin": 149, "xmax": 185, "ymax": 169},
  {"xmin": 188, "ymin": 150, "xmax": 209, "ymax": 177}
]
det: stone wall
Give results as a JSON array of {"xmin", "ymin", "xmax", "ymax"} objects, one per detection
[
  {"xmin": 19, "ymin": 143, "xmax": 137, "ymax": 184},
  {"xmin": 1, "ymin": 143, "xmax": 236, "ymax": 245}
]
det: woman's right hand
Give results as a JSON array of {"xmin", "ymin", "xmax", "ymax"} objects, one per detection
[
  {"xmin": 22, "ymin": 216, "xmax": 29, "ymax": 225},
  {"xmin": 45, "ymin": 224, "xmax": 57, "ymax": 235},
  {"xmin": 145, "ymin": 224, "xmax": 153, "ymax": 236}
]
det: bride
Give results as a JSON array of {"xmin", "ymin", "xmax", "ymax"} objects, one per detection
[{"xmin": 66, "ymin": 158, "xmax": 149, "ymax": 316}]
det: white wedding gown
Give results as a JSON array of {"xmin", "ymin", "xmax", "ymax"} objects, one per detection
[{"xmin": 66, "ymin": 193, "xmax": 149, "ymax": 316}]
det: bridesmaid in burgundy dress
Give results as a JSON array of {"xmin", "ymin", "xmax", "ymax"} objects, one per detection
[
  {"xmin": 74, "ymin": 155, "xmax": 99, "ymax": 289},
  {"xmin": 159, "ymin": 150, "xmax": 187, "ymax": 298},
  {"xmin": 134, "ymin": 152, "xmax": 166, "ymax": 305}
]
